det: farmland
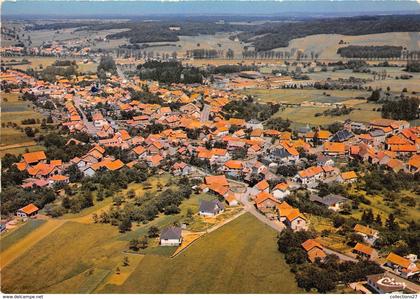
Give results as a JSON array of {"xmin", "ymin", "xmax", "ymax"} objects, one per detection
[
  {"xmin": 1, "ymin": 213, "xmax": 300, "ymax": 294},
  {"xmin": 101, "ymin": 213, "xmax": 300, "ymax": 294},
  {"xmin": 0, "ymin": 92, "xmax": 47, "ymax": 156}
]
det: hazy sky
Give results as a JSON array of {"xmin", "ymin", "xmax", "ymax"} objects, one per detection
[{"xmin": 2, "ymin": 0, "xmax": 420, "ymax": 18}]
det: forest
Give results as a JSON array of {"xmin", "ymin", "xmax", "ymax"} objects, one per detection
[{"xmin": 337, "ymin": 45, "xmax": 403, "ymax": 59}]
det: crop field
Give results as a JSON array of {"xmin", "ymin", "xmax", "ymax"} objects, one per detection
[
  {"xmin": 0, "ymin": 219, "xmax": 47, "ymax": 252},
  {"xmin": 271, "ymin": 32, "xmax": 420, "ymax": 60},
  {"xmin": 100, "ymin": 213, "xmax": 300, "ymax": 294},
  {"xmin": 243, "ymin": 88, "xmax": 371, "ymax": 104},
  {"xmin": 0, "ymin": 92, "xmax": 46, "ymax": 155}
]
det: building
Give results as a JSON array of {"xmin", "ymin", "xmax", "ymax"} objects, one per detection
[
  {"xmin": 199, "ymin": 200, "xmax": 225, "ymax": 216},
  {"xmin": 352, "ymin": 243, "xmax": 378, "ymax": 260},
  {"xmin": 160, "ymin": 226, "xmax": 183, "ymax": 246},
  {"xmin": 367, "ymin": 272, "xmax": 420, "ymax": 294},
  {"xmin": 385, "ymin": 252, "xmax": 419, "ymax": 279},
  {"xmin": 16, "ymin": 203, "xmax": 39, "ymax": 218},
  {"xmin": 301, "ymin": 239, "xmax": 326, "ymax": 263},
  {"xmin": 309, "ymin": 194, "xmax": 349, "ymax": 211},
  {"xmin": 354, "ymin": 224, "xmax": 379, "ymax": 245}
]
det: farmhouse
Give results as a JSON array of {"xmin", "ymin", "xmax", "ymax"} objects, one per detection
[
  {"xmin": 354, "ymin": 224, "xmax": 379, "ymax": 245},
  {"xmin": 160, "ymin": 226, "xmax": 183, "ymax": 246},
  {"xmin": 352, "ymin": 243, "xmax": 378, "ymax": 260},
  {"xmin": 17, "ymin": 203, "xmax": 39, "ymax": 218},
  {"xmin": 385, "ymin": 252, "xmax": 419, "ymax": 278},
  {"xmin": 301, "ymin": 239, "xmax": 326, "ymax": 263},
  {"xmin": 199, "ymin": 200, "xmax": 225, "ymax": 216}
]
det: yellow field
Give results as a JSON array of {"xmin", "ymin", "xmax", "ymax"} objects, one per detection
[{"xmin": 0, "ymin": 219, "xmax": 64, "ymax": 270}]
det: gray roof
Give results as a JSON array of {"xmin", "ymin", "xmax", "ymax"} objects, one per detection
[
  {"xmin": 271, "ymin": 148, "xmax": 290, "ymax": 158},
  {"xmin": 310, "ymin": 194, "xmax": 348, "ymax": 206},
  {"xmin": 369, "ymin": 129, "xmax": 385, "ymax": 137},
  {"xmin": 330, "ymin": 130, "xmax": 354, "ymax": 142},
  {"xmin": 160, "ymin": 226, "xmax": 182, "ymax": 240},
  {"xmin": 199, "ymin": 200, "xmax": 224, "ymax": 214}
]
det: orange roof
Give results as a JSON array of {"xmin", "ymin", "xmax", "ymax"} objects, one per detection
[
  {"xmin": 307, "ymin": 247, "xmax": 327, "ymax": 263},
  {"xmin": 274, "ymin": 182, "xmax": 289, "ymax": 191},
  {"xmin": 207, "ymin": 183, "xmax": 229, "ymax": 196},
  {"xmin": 133, "ymin": 145, "xmax": 146, "ymax": 155},
  {"xmin": 390, "ymin": 144, "xmax": 417, "ymax": 152},
  {"xmin": 386, "ymin": 135, "xmax": 410, "ymax": 146},
  {"xmin": 105, "ymin": 159, "xmax": 125, "ymax": 171},
  {"xmin": 224, "ymin": 160, "xmax": 243, "ymax": 169},
  {"xmin": 22, "ymin": 151, "xmax": 46, "ymax": 164},
  {"xmin": 50, "ymin": 160, "xmax": 62, "ymax": 166},
  {"xmin": 301, "ymin": 239, "xmax": 323, "ymax": 252},
  {"xmin": 148, "ymin": 155, "xmax": 163, "ymax": 166},
  {"xmin": 255, "ymin": 180, "xmax": 269, "ymax": 191},
  {"xmin": 19, "ymin": 203, "xmax": 39, "ymax": 215},
  {"xmin": 50, "ymin": 174, "xmax": 69, "ymax": 181},
  {"xmin": 386, "ymin": 252, "xmax": 411, "ymax": 269},
  {"xmin": 254, "ymin": 192, "xmax": 277, "ymax": 205},
  {"xmin": 277, "ymin": 201, "xmax": 292, "ymax": 211},
  {"xmin": 341, "ymin": 171, "xmax": 357, "ymax": 180},
  {"xmin": 15, "ymin": 162, "xmax": 27, "ymax": 171},
  {"xmin": 317, "ymin": 130, "xmax": 331, "ymax": 139},
  {"xmin": 298, "ymin": 166, "xmax": 323, "ymax": 178},
  {"xmin": 354, "ymin": 224, "xmax": 378, "ymax": 237},
  {"xmin": 408, "ymin": 155, "xmax": 420, "ymax": 169},
  {"xmin": 353, "ymin": 243, "xmax": 374, "ymax": 256},
  {"xmin": 284, "ymin": 208, "xmax": 304, "ymax": 222},
  {"xmin": 323, "ymin": 142, "xmax": 346, "ymax": 153},
  {"xmin": 204, "ymin": 175, "xmax": 229, "ymax": 186}
]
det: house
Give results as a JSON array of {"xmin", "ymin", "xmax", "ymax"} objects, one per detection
[
  {"xmin": 223, "ymin": 160, "xmax": 243, "ymax": 178},
  {"xmin": 367, "ymin": 272, "xmax": 420, "ymax": 294},
  {"xmin": 330, "ymin": 129, "xmax": 354, "ymax": 142},
  {"xmin": 22, "ymin": 151, "xmax": 47, "ymax": 166},
  {"xmin": 295, "ymin": 166, "xmax": 323, "ymax": 186},
  {"xmin": 284, "ymin": 208, "xmax": 307, "ymax": 231},
  {"xmin": 301, "ymin": 239, "xmax": 326, "ymax": 263},
  {"xmin": 337, "ymin": 171, "xmax": 358, "ymax": 183},
  {"xmin": 250, "ymin": 180, "xmax": 269, "ymax": 197},
  {"xmin": 385, "ymin": 252, "xmax": 419, "ymax": 278},
  {"xmin": 269, "ymin": 147, "xmax": 299, "ymax": 163},
  {"xmin": 354, "ymin": 224, "xmax": 379, "ymax": 245},
  {"xmin": 352, "ymin": 243, "xmax": 378, "ymax": 260},
  {"xmin": 199, "ymin": 200, "xmax": 225, "ymax": 216},
  {"xmin": 160, "ymin": 226, "xmax": 183, "ymax": 246},
  {"xmin": 272, "ymin": 182, "xmax": 290, "ymax": 199},
  {"xmin": 407, "ymin": 155, "xmax": 420, "ymax": 174},
  {"xmin": 309, "ymin": 194, "xmax": 349, "ymax": 211},
  {"xmin": 16, "ymin": 203, "xmax": 39, "ymax": 218},
  {"xmin": 172, "ymin": 162, "xmax": 192, "ymax": 176},
  {"xmin": 225, "ymin": 192, "xmax": 239, "ymax": 206},
  {"xmin": 254, "ymin": 192, "xmax": 280, "ymax": 211},
  {"xmin": 323, "ymin": 142, "xmax": 346, "ymax": 156}
]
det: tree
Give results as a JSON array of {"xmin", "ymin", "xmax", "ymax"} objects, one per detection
[
  {"xmin": 122, "ymin": 256, "xmax": 129, "ymax": 267},
  {"xmin": 226, "ymin": 48, "xmax": 234, "ymax": 59},
  {"xmin": 148, "ymin": 226, "xmax": 159, "ymax": 238},
  {"xmin": 129, "ymin": 239, "xmax": 139, "ymax": 251},
  {"xmin": 139, "ymin": 235, "xmax": 148, "ymax": 249},
  {"xmin": 386, "ymin": 213, "xmax": 399, "ymax": 231},
  {"xmin": 119, "ymin": 218, "xmax": 132, "ymax": 233}
]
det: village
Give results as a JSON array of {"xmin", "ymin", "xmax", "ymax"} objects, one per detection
[{"xmin": 1, "ymin": 47, "xmax": 420, "ymax": 295}]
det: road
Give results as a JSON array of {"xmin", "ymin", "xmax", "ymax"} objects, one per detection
[
  {"xmin": 73, "ymin": 95, "xmax": 98, "ymax": 135},
  {"xmin": 200, "ymin": 104, "xmax": 211, "ymax": 122},
  {"xmin": 116, "ymin": 65, "xmax": 128, "ymax": 83}
]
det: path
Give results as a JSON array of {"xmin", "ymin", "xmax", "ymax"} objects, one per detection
[{"xmin": 0, "ymin": 219, "xmax": 64, "ymax": 270}]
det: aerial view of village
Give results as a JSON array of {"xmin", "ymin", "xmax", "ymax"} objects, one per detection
[{"xmin": 0, "ymin": 0, "xmax": 419, "ymax": 297}]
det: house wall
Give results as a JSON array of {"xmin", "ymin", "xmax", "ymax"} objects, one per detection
[{"xmin": 160, "ymin": 238, "xmax": 181, "ymax": 246}]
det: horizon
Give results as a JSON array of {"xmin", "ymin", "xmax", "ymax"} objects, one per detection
[{"xmin": 3, "ymin": 0, "xmax": 420, "ymax": 18}]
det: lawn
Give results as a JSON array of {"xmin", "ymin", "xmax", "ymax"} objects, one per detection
[
  {"xmin": 100, "ymin": 213, "xmax": 301, "ymax": 294},
  {"xmin": 0, "ymin": 219, "xmax": 47, "ymax": 252}
]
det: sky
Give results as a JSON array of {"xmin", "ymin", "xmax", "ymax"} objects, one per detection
[{"xmin": 2, "ymin": 0, "xmax": 420, "ymax": 18}]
